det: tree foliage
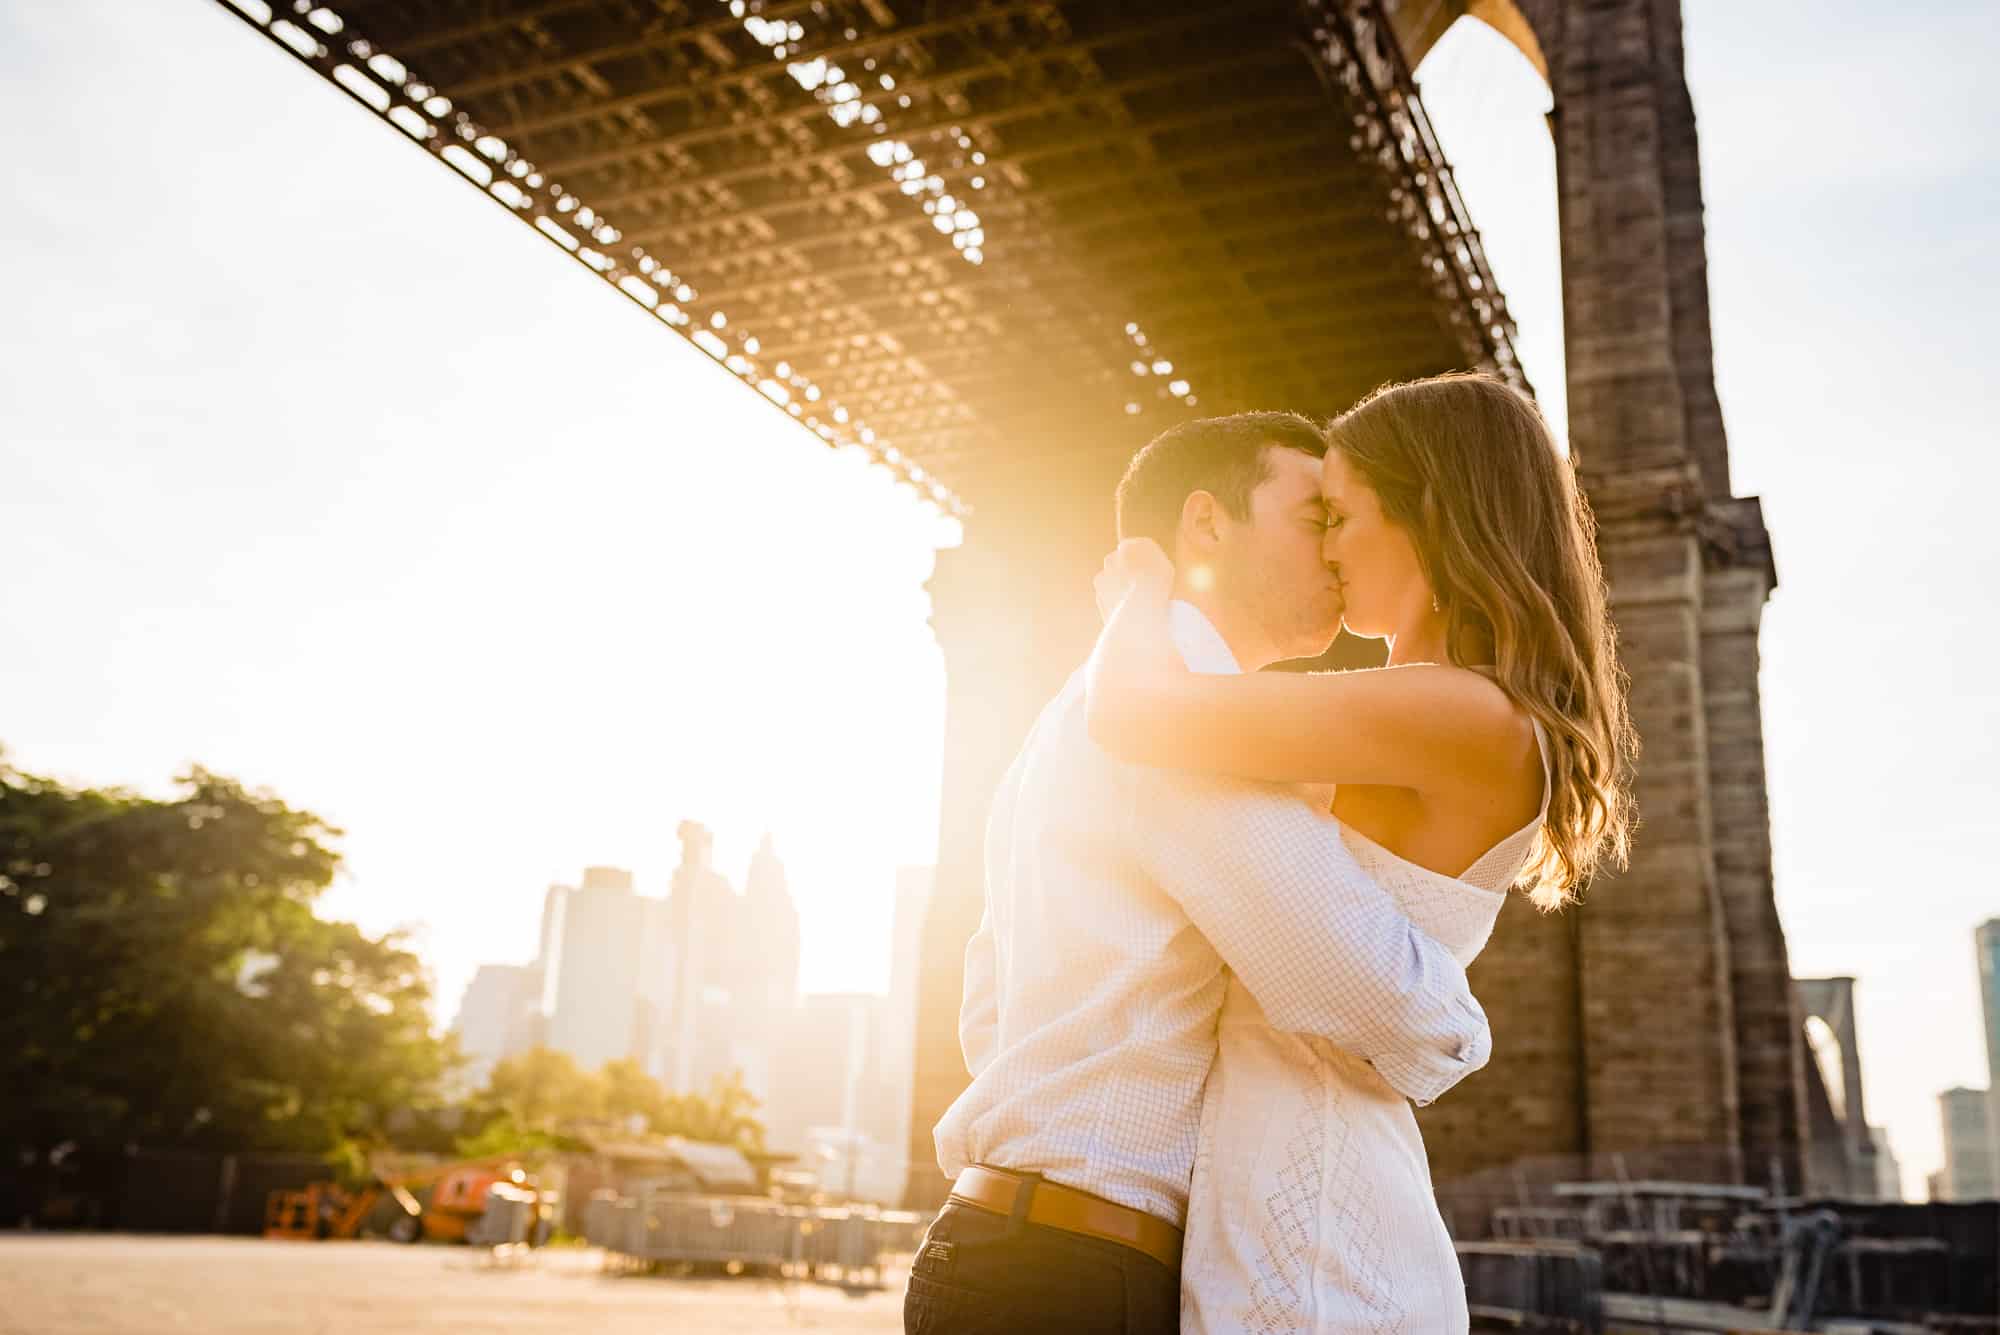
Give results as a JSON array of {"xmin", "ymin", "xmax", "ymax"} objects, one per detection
[
  {"xmin": 662, "ymin": 1070, "xmax": 766, "ymax": 1153},
  {"xmin": 0, "ymin": 755, "xmax": 453, "ymax": 1157},
  {"xmin": 460, "ymin": 1048, "xmax": 766, "ymax": 1156},
  {"xmin": 484, "ymin": 1046, "xmax": 606, "ymax": 1129},
  {"xmin": 2, "ymin": 752, "xmax": 770, "ymax": 1172}
]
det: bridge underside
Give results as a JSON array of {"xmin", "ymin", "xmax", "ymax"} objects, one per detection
[
  {"xmin": 211, "ymin": 0, "xmax": 1804, "ymax": 1224},
  {"xmin": 252, "ymin": 0, "xmax": 1520, "ymax": 502}
]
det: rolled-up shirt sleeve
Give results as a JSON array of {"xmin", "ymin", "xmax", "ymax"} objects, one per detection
[{"xmin": 1129, "ymin": 767, "xmax": 1491, "ymax": 1105}]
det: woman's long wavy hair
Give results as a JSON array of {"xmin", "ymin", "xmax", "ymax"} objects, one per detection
[{"xmin": 1326, "ymin": 373, "xmax": 1637, "ymax": 909}]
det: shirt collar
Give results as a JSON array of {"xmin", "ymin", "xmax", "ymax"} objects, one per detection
[{"xmin": 1169, "ymin": 601, "xmax": 1243, "ymax": 677}]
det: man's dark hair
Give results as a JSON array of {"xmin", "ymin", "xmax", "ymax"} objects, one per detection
[{"xmin": 1114, "ymin": 410, "xmax": 1327, "ymax": 548}]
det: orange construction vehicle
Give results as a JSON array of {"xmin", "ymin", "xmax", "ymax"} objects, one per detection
[{"xmin": 263, "ymin": 1156, "xmax": 551, "ymax": 1244}]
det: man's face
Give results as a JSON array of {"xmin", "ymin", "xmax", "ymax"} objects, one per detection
[{"xmin": 1209, "ymin": 446, "xmax": 1345, "ymax": 663}]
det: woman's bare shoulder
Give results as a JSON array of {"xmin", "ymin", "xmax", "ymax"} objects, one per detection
[{"xmin": 1344, "ymin": 661, "xmax": 1539, "ymax": 790}]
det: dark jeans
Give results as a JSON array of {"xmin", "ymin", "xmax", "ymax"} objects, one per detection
[{"xmin": 903, "ymin": 1198, "xmax": 1179, "ymax": 1335}]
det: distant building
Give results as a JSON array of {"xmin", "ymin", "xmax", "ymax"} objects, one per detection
[
  {"xmin": 655, "ymin": 823, "xmax": 748, "ymax": 1093},
  {"xmin": 1797, "ymin": 976, "xmax": 1879, "ymax": 1196},
  {"xmin": 660, "ymin": 822, "xmax": 734, "ymax": 1086},
  {"xmin": 450, "ymin": 881, "xmax": 575, "ymax": 1090},
  {"xmin": 744, "ymin": 835, "xmax": 802, "ymax": 1020},
  {"xmin": 461, "ymin": 831, "xmax": 809, "ymax": 1132},
  {"xmin": 535, "ymin": 881, "xmax": 569, "ymax": 1015},
  {"xmin": 1977, "ymin": 918, "xmax": 2000, "ymax": 1168},
  {"xmin": 767, "ymin": 992, "xmax": 889, "ymax": 1161},
  {"xmin": 1868, "ymin": 1125, "xmax": 1903, "ymax": 1202},
  {"xmin": 635, "ymin": 824, "xmax": 803, "ymax": 1098},
  {"xmin": 545, "ymin": 866, "xmax": 647, "ymax": 1071},
  {"xmin": 1937, "ymin": 1086, "xmax": 1996, "ymax": 1201},
  {"xmin": 880, "ymin": 865, "xmax": 933, "ymax": 1170},
  {"xmin": 450, "ymin": 962, "xmax": 542, "ymax": 1089}
]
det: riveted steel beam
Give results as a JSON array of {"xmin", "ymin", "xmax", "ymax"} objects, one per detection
[
  {"xmin": 537, "ymin": 45, "xmax": 1288, "ymax": 185},
  {"xmin": 581, "ymin": 87, "xmax": 1324, "ymax": 218},
  {"xmin": 444, "ymin": 0, "xmax": 1059, "ymax": 102}
]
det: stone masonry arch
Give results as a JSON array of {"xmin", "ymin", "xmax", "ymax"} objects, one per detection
[
  {"xmin": 1379, "ymin": 0, "xmax": 1807, "ymax": 1203},
  {"xmin": 1393, "ymin": 0, "xmax": 1552, "ymax": 85}
]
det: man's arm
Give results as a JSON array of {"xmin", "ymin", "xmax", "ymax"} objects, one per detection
[{"xmin": 1131, "ymin": 768, "xmax": 1490, "ymax": 1105}]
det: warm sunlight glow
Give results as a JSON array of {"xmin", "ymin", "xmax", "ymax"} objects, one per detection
[
  {"xmin": 7, "ymin": 0, "xmax": 1997, "ymax": 1209},
  {"xmin": 0, "ymin": 1, "xmax": 947, "ymax": 1013}
]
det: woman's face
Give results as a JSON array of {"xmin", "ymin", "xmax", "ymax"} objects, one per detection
[{"xmin": 1320, "ymin": 449, "xmax": 1434, "ymax": 639}]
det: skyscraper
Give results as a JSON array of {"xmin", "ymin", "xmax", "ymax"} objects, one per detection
[
  {"xmin": 1937, "ymin": 1086, "xmax": 1996, "ymax": 1200},
  {"xmin": 535, "ymin": 881, "xmax": 569, "ymax": 1015},
  {"xmin": 657, "ymin": 822, "xmax": 747, "ymax": 1092},
  {"xmin": 882, "ymin": 865, "xmax": 933, "ymax": 1173},
  {"xmin": 1868, "ymin": 1125, "xmax": 1904, "ymax": 1202},
  {"xmin": 743, "ymin": 833, "xmax": 802, "ymax": 1019},
  {"xmin": 645, "ymin": 825, "xmax": 804, "ymax": 1097},
  {"xmin": 450, "ymin": 962, "xmax": 541, "ymax": 1090},
  {"xmin": 544, "ymin": 866, "xmax": 647, "ymax": 1070},
  {"xmin": 723, "ymin": 833, "xmax": 801, "ymax": 1099},
  {"xmin": 1977, "ymin": 918, "xmax": 2000, "ymax": 1170},
  {"xmin": 449, "ymin": 882, "xmax": 571, "ymax": 1091}
]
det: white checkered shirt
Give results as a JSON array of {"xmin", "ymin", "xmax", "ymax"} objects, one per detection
[{"xmin": 933, "ymin": 602, "xmax": 1492, "ymax": 1227}]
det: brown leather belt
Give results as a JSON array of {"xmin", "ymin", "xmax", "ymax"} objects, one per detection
[{"xmin": 948, "ymin": 1164, "xmax": 1183, "ymax": 1271}]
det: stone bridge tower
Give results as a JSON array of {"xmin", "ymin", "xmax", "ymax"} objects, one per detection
[{"xmin": 908, "ymin": 0, "xmax": 1804, "ymax": 1209}]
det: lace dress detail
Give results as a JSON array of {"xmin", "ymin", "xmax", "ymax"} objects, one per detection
[{"xmin": 1182, "ymin": 726, "xmax": 1550, "ymax": 1334}]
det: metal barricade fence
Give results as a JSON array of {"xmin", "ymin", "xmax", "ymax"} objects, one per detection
[
  {"xmin": 1458, "ymin": 1241, "xmax": 1605, "ymax": 1334},
  {"xmin": 584, "ymin": 1186, "xmax": 930, "ymax": 1287},
  {"xmin": 643, "ymin": 1194, "xmax": 796, "ymax": 1268},
  {"xmin": 465, "ymin": 1183, "xmax": 541, "ymax": 1248}
]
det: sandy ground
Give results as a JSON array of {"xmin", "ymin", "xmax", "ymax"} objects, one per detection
[{"xmin": 0, "ymin": 1235, "xmax": 906, "ymax": 1335}]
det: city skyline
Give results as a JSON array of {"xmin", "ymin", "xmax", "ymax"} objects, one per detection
[
  {"xmin": 448, "ymin": 840, "xmax": 933, "ymax": 1200},
  {"xmin": 3, "ymin": 0, "xmax": 1996, "ymax": 1202}
]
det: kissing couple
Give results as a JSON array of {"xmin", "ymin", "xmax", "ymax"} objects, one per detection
[{"xmin": 906, "ymin": 373, "xmax": 1637, "ymax": 1334}]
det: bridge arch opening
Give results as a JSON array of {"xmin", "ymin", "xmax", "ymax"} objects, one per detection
[
  {"xmin": 1410, "ymin": 11, "xmax": 1567, "ymax": 443},
  {"xmin": 1399, "ymin": 0, "xmax": 1550, "ymax": 89}
]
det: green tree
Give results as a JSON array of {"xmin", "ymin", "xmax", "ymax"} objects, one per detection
[
  {"xmin": 454, "ymin": 1048, "xmax": 622, "ymax": 1158},
  {"xmin": 661, "ymin": 1071, "xmax": 767, "ymax": 1153},
  {"xmin": 600, "ymin": 1057, "xmax": 669, "ymax": 1132},
  {"xmin": 451, "ymin": 1113, "xmax": 579, "ymax": 1161},
  {"xmin": 458, "ymin": 1050, "xmax": 766, "ymax": 1155},
  {"xmin": 0, "ymin": 755, "xmax": 453, "ymax": 1158},
  {"xmin": 481, "ymin": 1046, "xmax": 604, "ymax": 1129}
]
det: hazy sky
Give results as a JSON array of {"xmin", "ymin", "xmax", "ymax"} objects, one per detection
[
  {"xmin": 3, "ymin": 1, "xmax": 1993, "ymax": 1197},
  {"xmin": 0, "ymin": 2, "xmax": 948, "ymax": 1016}
]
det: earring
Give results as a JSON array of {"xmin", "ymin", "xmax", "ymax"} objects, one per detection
[{"xmin": 1431, "ymin": 592, "xmax": 1442, "ymax": 615}]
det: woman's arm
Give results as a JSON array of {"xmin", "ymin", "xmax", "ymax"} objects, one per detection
[{"xmin": 1083, "ymin": 544, "xmax": 1525, "ymax": 790}]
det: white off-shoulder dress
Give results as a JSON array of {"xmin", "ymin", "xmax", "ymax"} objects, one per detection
[{"xmin": 1181, "ymin": 726, "xmax": 1550, "ymax": 1335}]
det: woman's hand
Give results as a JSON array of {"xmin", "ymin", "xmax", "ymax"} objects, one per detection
[
  {"xmin": 1093, "ymin": 537, "xmax": 1175, "ymax": 623},
  {"xmin": 1085, "ymin": 538, "xmax": 1182, "ymax": 758}
]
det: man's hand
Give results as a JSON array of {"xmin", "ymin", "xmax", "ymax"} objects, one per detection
[{"xmin": 1093, "ymin": 537, "xmax": 1175, "ymax": 623}]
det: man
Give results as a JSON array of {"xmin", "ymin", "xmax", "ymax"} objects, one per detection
[{"xmin": 904, "ymin": 412, "xmax": 1492, "ymax": 1335}]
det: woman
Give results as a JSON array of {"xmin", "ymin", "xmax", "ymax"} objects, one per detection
[{"xmin": 1085, "ymin": 373, "xmax": 1636, "ymax": 1333}]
